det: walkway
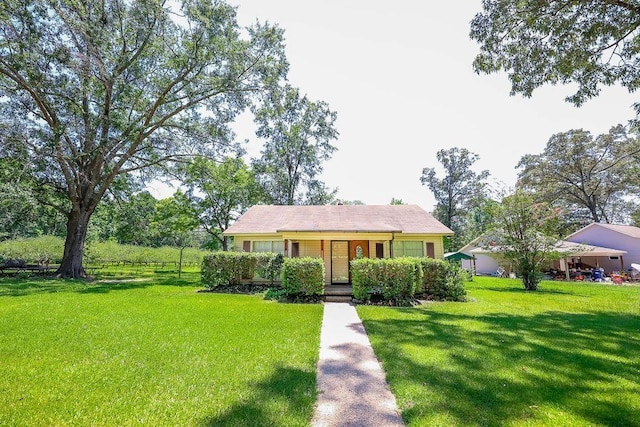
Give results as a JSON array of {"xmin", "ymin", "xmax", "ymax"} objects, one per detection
[{"xmin": 312, "ymin": 302, "xmax": 405, "ymax": 427}]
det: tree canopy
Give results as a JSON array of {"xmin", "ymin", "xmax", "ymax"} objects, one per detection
[
  {"xmin": 470, "ymin": 0, "xmax": 640, "ymax": 107},
  {"xmin": 252, "ymin": 83, "xmax": 338, "ymax": 205},
  {"xmin": 0, "ymin": 0, "xmax": 288, "ymax": 277},
  {"xmin": 517, "ymin": 125, "xmax": 640, "ymax": 224},
  {"xmin": 420, "ymin": 147, "xmax": 490, "ymax": 251},
  {"xmin": 182, "ymin": 156, "xmax": 264, "ymax": 250}
]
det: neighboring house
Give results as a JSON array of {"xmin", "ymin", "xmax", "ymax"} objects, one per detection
[
  {"xmin": 458, "ymin": 236, "xmax": 500, "ymax": 275},
  {"xmin": 459, "ymin": 233, "xmax": 628, "ymax": 277},
  {"xmin": 564, "ymin": 223, "xmax": 640, "ymax": 272},
  {"xmin": 222, "ymin": 204, "xmax": 454, "ymax": 285}
]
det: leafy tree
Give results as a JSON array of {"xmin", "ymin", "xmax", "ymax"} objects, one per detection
[
  {"xmin": 517, "ymin": 125, "xmax": 640, "ymax": 224},
  {"xmin": 89, "ymin": 191, "xmax": 158, "ymax": 246},
  {"xmin": 151, "ymin": 191, "xmax": 199, "ymax": 277},
  {"xmin": 420, "ymin": 147, "xmax": 490, "ymax": 251},
  {"xmin": 487, "ymin": 191, "xmax": 561, "ymax": 291},
  {"xmin": 182, "ymin": 156, "xmax": 264, "ymax": 250},
  {"xmin": 390, "ymin": 198, "xmax": 405, "ymax": 205},
  {"xmin": 252, "ymin": 84, "xmax": 338, "ymax": 205},
  {"xmin": 0, "ymin": 0, "xmax": 287, "ymax": 277},
  {"xmin": 0, "ymin": 132, "xmax": 67, "ymax": 239},
  {"xmin": 470, "ymin": 1, "xmax": 640, "ymax": 107}
]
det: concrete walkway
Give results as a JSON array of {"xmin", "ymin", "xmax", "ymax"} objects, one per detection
[{"xmin": 312, "ymin": 302, "xmax": 404, "ymax": 427}]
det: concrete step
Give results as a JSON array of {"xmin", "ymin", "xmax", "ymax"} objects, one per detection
[
  {"xmin": 324, "ymin": 295, "xmax": 353, "ymax": 303},
  {"xmin": 324, "ymin": 285, "xmax": 353, "ymax": 296}
]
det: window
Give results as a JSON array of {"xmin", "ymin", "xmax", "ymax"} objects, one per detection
[
  {"xmin": 252, "ymin": 240, "xmax": 285, "ymax": 254},
  {"xmin": 392, "ymin": 241, "xmax": 424, "ymax": 257},
  {"xmin": 375, "ymin": 243, "xmax": 384, "ymax": 258},
  {"xmin": 291, "ymin": 242, "xmax": 300, "ymax": 258},
  {"xmin": 426, "ymin": 242, "xmax": 435, "ymax": 258}
]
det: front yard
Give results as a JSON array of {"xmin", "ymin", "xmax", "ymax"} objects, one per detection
[
  {"xmin": 0, "ymin": 269, "xmax": 322, "ymax": 426},
  {"xmin": 358, "ymin": 276, "xmax": 640, "ymax": 426},
  {"xmin": 2, "ymin": 269, "xmax": 639, "ymax": 426}
]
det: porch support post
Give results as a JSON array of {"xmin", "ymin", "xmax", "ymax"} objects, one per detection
[{"xmin": 565, "ymin": 258, "xmax": 570, "ymax": 281}]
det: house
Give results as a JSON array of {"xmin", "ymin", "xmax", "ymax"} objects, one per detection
[
  {"xmin": 564, "ymin": 223, "xmax": 640, "ymax": 273},
  {"xmin": 222, "ymin": 204, "xmax": 454, "ymax": 285},
  {"xmin": 460, "ymin": 233, "xmax": 628, "ymax": 277},
  {"xmin": 458, "ymin": 236, "xmax": 499, "ymax": 275}
]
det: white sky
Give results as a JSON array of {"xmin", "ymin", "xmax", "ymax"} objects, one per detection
[{"xmin": 151, "ymin": 1, "xmax": 639, "ymax": 212}]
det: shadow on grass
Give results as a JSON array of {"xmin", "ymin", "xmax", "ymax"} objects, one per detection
[
  {"xmin": 0, "ymin": 270, "xmax": 201, "ymax": 297},
  {"xmin": 363, "ymin": 309, "xmax": 640, "ymax": 426},
  {"xmin": 199, "ymin": 365, "xmax": 316, "ymax": 427}
]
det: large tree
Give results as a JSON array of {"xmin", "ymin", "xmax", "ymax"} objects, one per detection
[
  {"xmin": 517, "ymin": 125, "xmax": 640, "ymax": 224},
  {"xmin": 470, "ymin": 0, "xmax": 640, "ymax": 107},
  {"xmin": 252, "ymin": 84, "xmax": 338, "ymax": 205},
  {"xmin": 182, "ymin": 156, "xmax": 264, "ymax": 250},
  {"xmin": 0, "ymin": 0, "xmax": 287, "ymax": 277},
  {"xmin": 420, "ymin": 147, "xmax": 490, "ymax": 251}
]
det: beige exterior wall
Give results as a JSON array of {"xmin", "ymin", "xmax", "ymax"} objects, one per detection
[
  {"xmin": 231, "ymin": 233, "xmax": 447, "ymax": 259},
  {"xmin": 368, "ymin": 240, "xmax": 390, "ymax": 258}
]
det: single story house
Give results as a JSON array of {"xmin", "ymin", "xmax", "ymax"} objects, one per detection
[
  {"xmin": 564, "ymin": 223, "xmax": 640, "ymax": 273},
  {"xmin": 471, "ymin": 240, "xmax": 627, "ymax": 279},
  {"xmin": 458, "ymin": 236, "xmax": 498, "ymax": 275},
  {"xmin": 222, "ymin": 204, "xmax": 454, "ymax": 285}
]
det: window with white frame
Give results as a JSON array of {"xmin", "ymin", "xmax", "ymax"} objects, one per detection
[
  {"xmin": 252, "ymin": 240, "xmax": 284, "ymax": 254},
  {"xmin": 393, "ymin": 240, "xmax": 424, "ymax": 257}
]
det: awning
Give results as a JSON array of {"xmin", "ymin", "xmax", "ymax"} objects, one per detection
[{"xmin": 445, "ymin": 251, "xmax": 475, "ymax": 261}]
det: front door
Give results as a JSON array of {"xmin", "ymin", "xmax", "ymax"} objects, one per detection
[
  {"xmin": 331, "ymin": 241, "xmax": 349, "ymax": 284},
  {"xmin": 349, "ymin": 240, "xmax": 369, "ymax": 261}
]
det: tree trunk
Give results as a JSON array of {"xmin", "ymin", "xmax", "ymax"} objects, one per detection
[{"xmin": 57, "ymin": 206, "xmax": 93, "ymax": 278}]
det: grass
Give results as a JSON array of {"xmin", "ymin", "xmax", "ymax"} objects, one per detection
[
  {"xmin": 357, "ymin": 276, "xmax": 640, "ymax": 427},
  {"xmin": 0, "ymin": 267, "xmax": 323, "ymax": 426}
]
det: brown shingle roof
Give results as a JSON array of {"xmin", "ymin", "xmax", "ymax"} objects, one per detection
[{"xmin": 223, "ymin": 205, "xmax": 454, "ymax": 235}]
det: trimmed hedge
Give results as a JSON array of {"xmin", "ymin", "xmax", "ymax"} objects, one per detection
[
  {"xmin": 281, "ymin": 257, "xmax": 324, "ymax": 297},
  {"xmin": 352, "ymin": 257, "xmax": 467, "ymax": 303},
  {"xmin": 201, "ymin": 252, "xmax": 283, "ymax": 289},
  {"xmin": 351, "ymin": 257, "xmax": 423, "ymax": 304},
  {"xmin": 419, "ymin": 258, "xmax": 467, "ymax": 301}
]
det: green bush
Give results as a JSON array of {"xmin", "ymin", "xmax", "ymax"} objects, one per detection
[
  {"xmin": 201, "ymin": 252, "xmax": 285, "ymax": 289},
  {"xmin": 420, "ymin": 258, "xmax": 467, "ymax": 301},
  {"xmin": 255, "ymin": 252, "xmax": 284, "ymax": 283},
  {"xmin": 351, "ymin": 258, "xmax": 380, "ymax": 300},
  {"xmin": 281, "ymin": 257, "xmax": 324, "ymax": 297},
  {"xmin": 201, "ymin": 252, "xmax": 257, "ymax": 288},
  {"xmin": 351, "ymin": 257, "xmax": 422, "ymax": 304}
]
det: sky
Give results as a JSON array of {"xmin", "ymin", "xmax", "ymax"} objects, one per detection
[{"xmin": 151, "ymin": 0, "xmax": 639, "ymax": 212}]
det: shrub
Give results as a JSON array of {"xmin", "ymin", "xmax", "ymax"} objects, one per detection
[
  {"xmin": 281, "ymin": 257, "xmax": 324, "ymax": 297},
  {"xmin": 420, "ymin": 258, "xmax": 467, "ymax": 301},
  {"xmin": 255, "ymin": 252, "xmax": 284, "ymax": 283},
  {"xmin": 201, "ymin": 252, "xmax": 257, "ymax": 289},
  {"xmin": 351, "ymin": 258, "xmax": 380, "ymax": 300},
  {"xmin": 351, "ymin": 258, "xmax": 423, "ymax": 304},
  {"xmin": 201, "ymin": 252, "xmax": 285, "ymax": 289}
]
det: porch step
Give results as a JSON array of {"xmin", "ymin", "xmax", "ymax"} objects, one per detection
[
  {"xmin": 324, "ymin": 295, "xmax": 353, "ymax": 303},
  {"xmin": 324, "ymin": 285, "xmax": 353, "ymax": 296}
]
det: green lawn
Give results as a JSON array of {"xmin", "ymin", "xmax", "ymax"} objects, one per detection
[
  {"xmin": 0, "ymin": 269, "xmax": 323, "ymax": 426},
  {"xmin": 358, "ymin": 276, "xmax": 640, "ymax": 427}
]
